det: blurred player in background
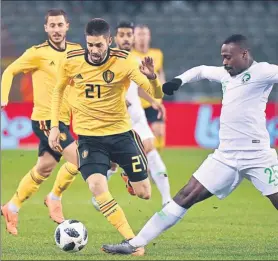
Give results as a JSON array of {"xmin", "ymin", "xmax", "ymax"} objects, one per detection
[
  {"xmin": 102, "ymin": 34, "xmax": 278, "ymax": 255},
  {"xmin": 114, "ymin": 21, "xmax": 171, "ymax": 206},
  {"xmin": 1, "ymin": 9, "xmax": 81, "ymax": 235},
  {"xmin": 133, "ymin": 25, "xmax": 166, "ymax": 151}
]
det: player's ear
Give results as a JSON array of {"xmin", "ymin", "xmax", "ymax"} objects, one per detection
[
  {"xmin": 65, "ymin": 22, "xmax": 70, "ymax": 32},
  {"xmin": 242, "ymin": 50, "xmax": 248, "ymax": 59},
  {"xmin": 44, "ymin": 24, "xmax": 48, "ymax": 33},
  {"xmin": 108, "ymin": 36, "xmax": 112, "ymax": 46}
]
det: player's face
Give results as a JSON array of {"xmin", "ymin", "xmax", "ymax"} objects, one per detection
[
  {"xmin": 134, "ymin": 27, "xmax": 151, "ymax": 47},
  {"xmin": 114, "ymin": 28, "xmax": 134, "ymax": 51},
  {"xmin": 44, "ymin": 15, "xmax": 69, "ymax": 44},
  {"xmin": 86, "ymin": 35, "xmax": 112, "ymax": 64},
  {"xmin": 221, "ymin": 43, "xmax": 249, "ymax": 76}
]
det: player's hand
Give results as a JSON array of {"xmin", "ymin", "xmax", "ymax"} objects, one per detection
[
  {"xmin": 151, "ymin": 101, "xmax": 166, "ymax": 121},
  {"xmin": 162, "ymin": 78, "xmax": 183, "ymax": 95},
  {"xmin": 139, "ymin": 56, "xmax": 156, "ymax": 80},
  {"xmin": 48, "ymin": 126, "xmax": 61, "ymax": 151}
]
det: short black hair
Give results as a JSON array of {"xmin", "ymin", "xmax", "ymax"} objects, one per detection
[
  {"xmin": 85, "ymin": 18, "xmax": 110, "ymax": 37},
  {"xmin": 45, "ymin": 9, "xmax": 68, "ymax": 24},
  {"xmin": 135, "ymin": 24, "xmax": 149, "ymax": 30},
  {"xmin": 116, "ymin": 21, "xmax": 134, "ymax": 33},
  {"xmin": 223, "ymin": 34, "xmax": 250, "ymax": 50}
]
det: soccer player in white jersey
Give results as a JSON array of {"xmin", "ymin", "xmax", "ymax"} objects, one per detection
[
  {"xmin": 101, "ymin": 34, "xmax": 278, "ymax": 255},
  {"xmin": 114, "ymin": 21, "xmax": 171, "ymax": 206}
]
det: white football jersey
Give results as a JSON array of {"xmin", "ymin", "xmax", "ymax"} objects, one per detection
[
  {"xmin": 176, "ymin": 62, "xmax": 278, "ymax": 150},
  {"xmin": 126, "ymin": 81, "xmax": 146, "ymax": 124}
]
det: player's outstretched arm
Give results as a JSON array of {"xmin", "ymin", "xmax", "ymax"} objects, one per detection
[
  {"xmin": 49, "ymin": 58, "xmax": 70, "ymax": 150},
  {"xmin": 163, "ymin": 65, "xmax": 226, "ymax": 95},
  {"xmin": 127, "ymin": 56, "xmax": 163, "ymax": 99},
  {"xmin": 264, "ymin": 63, "xmax": 278, "ymax": 84},
  {"xmin": 1, "ymin": 48, "xmax": 38, "ymax": 107}
]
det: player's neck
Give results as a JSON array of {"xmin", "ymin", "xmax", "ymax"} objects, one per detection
[
  {"xmin": 48, "ymin": 39, "xmax": 66, "ymax": 51},
  {"xmin": 135, "ymin": 44, "xmax": 149, "ymax": 54}
]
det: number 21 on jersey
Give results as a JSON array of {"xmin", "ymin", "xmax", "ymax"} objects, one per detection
[{"xmin": 85, "ymin": 84, "xmax": 101, "ymax": 98}]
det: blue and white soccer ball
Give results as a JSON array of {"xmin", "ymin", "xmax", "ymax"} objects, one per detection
[{"xmin": 54, "ymin": 219, "xmax": 88, "ymax": 252}]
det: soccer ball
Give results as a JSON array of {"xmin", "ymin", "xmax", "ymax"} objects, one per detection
[{"xmin": 54, "ymin": 219, "xmax": 88, "ymax": 252}]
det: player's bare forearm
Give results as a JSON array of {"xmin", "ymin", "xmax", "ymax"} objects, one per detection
[{"xmin": 157, "ymin": 68, "xmax": 166, "ymax": 84}]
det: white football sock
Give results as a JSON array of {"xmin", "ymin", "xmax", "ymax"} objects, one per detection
[
  {"xmin": 49, "ymin": 192, "xmax": 61, "ymax": 201},
  {"xmin": 8, "ymin": 202, "xmax": 19, "ymax": 213},
  {"xmin": 129, "ymin": 200, "xmax": 187, "ymax": 247},
  {"xmin": 147, "ymin": 149, "xmax": 171, "ymax": 205},
  {"xmin": 107, "ymin": 168, "xmax": 117, "ymax": 180}
]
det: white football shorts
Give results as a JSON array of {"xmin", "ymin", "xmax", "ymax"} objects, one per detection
[{"xmin": 193, "ymin": 149, "xmax": 278, "ymax": 199}]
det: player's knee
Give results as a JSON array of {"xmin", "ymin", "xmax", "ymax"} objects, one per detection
[
  {"xmin": 86, "ymin": 174, "xmax": 108, "ymax": 197},
  {"xmin": 143, "ymin": 138, "xmax": 155, "ymax": 154},
  {"xmin": 137, "ymin": 191, "xmax": 151, "ymax": 200},
  {"xmin": 36, "ymin": 153, "xmax": 57, "ymax": 177},
  {"xmin": 36, "ymin": 162, "xmax": 55, "ymax": 177},
  {"xmin": 131, "ymin": 179, "xmax": 152, "ymax": 200}
]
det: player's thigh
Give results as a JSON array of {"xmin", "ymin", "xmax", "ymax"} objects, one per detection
[
  {"xmin": 110, "ymin": 131, "xmax": 149, "ymax": 183},
  {"xmin": 32, "ymin": 121, "xmax": 62, "ymax": 162},
  {"xmin": 77, "ymin": 135, "xmax": 110, "ymax": 182},
  {"xmin": 193, "ymin": 151, "xmax": 242, "ymax": 199},
  {"xmin": 62, "ymin": 141, "xmax": 78, "ymax": 167}
]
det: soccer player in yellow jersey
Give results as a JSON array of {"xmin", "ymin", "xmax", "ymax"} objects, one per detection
[
  {"xmin": 133, "ymin": 25, "xmax": 166, "ymax": 151},
  {"xmin": 1, "ymin": 9, "xmax": 81, "ymax": 235},
  {"xmin": 48, "ymin": 18, "xmax": 163, "ymax": 255}
]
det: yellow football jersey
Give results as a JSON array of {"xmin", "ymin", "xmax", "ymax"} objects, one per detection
[
  {"xmin": 51, "ymin": 48, "xmax": 163, "ymax": 136},
  {"xmin": 131, "ymin": 48, "xmax": 164, "ymax": 108},
  {"xmin": 1, "ymin": 40, "xmax": 81, "ymax": 125}
]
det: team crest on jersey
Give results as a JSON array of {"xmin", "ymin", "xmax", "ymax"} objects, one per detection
[
  {"xmin": 82, "ymin": 150, "xmax": 88, "ymax": 159},
  {"xmin": 103, "ymin": 70, "xmax": 114, "ymax": 83},
  {"xmin": 59, "ymin": 133, "xmax": 67, "ymax": 141},
  {"xmin": 242, "ymin": 72, "xmax": 251, "ymax": 83}
]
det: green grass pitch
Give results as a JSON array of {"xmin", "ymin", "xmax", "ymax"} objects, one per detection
[{"xmin": 1, "ymin": 149, "xmax": 277, "ymax": 260}]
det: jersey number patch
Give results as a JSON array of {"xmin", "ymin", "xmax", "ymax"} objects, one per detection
[{"xmin": 85, "ymin": 84, "xmax": 101, "ymax": 98}]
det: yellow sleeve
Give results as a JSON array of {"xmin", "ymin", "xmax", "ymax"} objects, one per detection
[
  {"xmin": 1, "ymin": 47, "xmax": 38, "ymax": 104},
  {"xmin": 157, "ymin": 49, "xmax": 164, "ymax": 72},
  {"xmin": 51, "ymin": 57, "xmax": 71, "ymax": 128},
  {"xmin": 126, "ymin": 55, "xmax": 163, "ymax": 99}
]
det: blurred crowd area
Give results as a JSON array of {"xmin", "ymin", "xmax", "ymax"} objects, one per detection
[{"xmin": 1, "ymin": 0, "xmax": 277, "ymax": 102}]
